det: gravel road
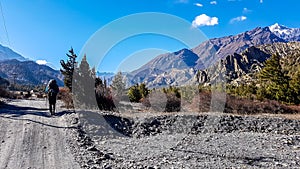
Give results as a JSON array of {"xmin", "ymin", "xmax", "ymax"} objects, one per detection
[
  {"xmin": 0, "ymin": 99, "xmax": 80, "ymax": 169},
  {"xmin": 1, "ymin": 99, "xmax": 300, "ymax": 168}
]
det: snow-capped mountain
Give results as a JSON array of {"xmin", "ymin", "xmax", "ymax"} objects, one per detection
[
  {"xmin": 268, "ymin": 23, "xmax": 300, "ymax": 41},
  {"xmin": 128, "ymin": 23, "xmax": 300, "ymax": 87}
]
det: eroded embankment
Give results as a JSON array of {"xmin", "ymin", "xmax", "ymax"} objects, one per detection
[
  {"xmin": 68, "ymin": 111, "xmax": 300, "ymax": 168},
  {"xmin": 79, "ymin": 112, "xmax": 300, "ymax": 138}
]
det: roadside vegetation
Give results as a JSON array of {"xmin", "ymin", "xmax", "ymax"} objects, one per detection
[
  {"xmin": 58, "ymin": 48, "xmax": 300, "ymax": 114},
  {"xmin": 227, "ymin": 54, "xmax": 300, "ymax": 105}
]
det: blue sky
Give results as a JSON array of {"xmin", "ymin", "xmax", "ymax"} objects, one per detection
[{"xmin": 0, "ymin": 0, "xmax": 299, "ymax": 72}]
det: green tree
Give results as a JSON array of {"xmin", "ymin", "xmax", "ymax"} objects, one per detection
[
  {"xmin": 111, "ymin": 72, "xmax": 126, "ymax": 97},
  {"xmin": 138, "ymin": 83, "xmax": 149, "ymax": 98},
  {"xmin": 258, "ymin": 54, "xmax": 290, "ymax": 102},
  {"xmin": 73, "ymin": 55, "xmax": 97, "ymax": 108},
  {"xmin": 60, "ymin": 47, "xmax": 77, "ymax": 92},
  {"xmin": 289, "ymin": 69, "xmax": 300, "ymax": 104},
  {"xmin": 128, "ymin": 84, "xmax": 142, "ymax": 102}
]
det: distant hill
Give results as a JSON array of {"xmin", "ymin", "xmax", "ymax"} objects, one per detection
[
  {"xmin": 0, "ymin": 59, "xmax": 63, "ymax": 86},
  {"xmin": 0, "ymin": 43, "xmax": 64, "ymax": 86},
  {"xmin": 127, "ymin": 24, "xmax": 300, "ymax": 87}
]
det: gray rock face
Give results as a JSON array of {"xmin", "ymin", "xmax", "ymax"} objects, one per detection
[
  {"xmin": 0, "ymin": 44, "xmax": 63, "ymax": 86},
  {"xmin": 198, "ymin": 41, "xmax": 300, "ymax": 85}
]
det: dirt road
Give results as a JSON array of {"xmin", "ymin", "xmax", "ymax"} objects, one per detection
[
  {"xmin": 0, "ymin": 99, "xmax": 80, "ymax": 169},
  {"xmin": 1, "ymin": 99, "xmax": 300, "ymax": 168}
]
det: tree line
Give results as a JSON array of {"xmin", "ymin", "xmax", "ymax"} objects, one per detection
[{"xmin": 60, "ymin": 48, "xmax": 300, "ymax": 113}]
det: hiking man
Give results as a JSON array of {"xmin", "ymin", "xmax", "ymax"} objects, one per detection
[{"xmin": 45, "ymin": 79, "xmax": 59, "ymax": 115}]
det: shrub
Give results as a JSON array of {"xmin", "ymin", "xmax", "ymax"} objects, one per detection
[
  {"xmin": 165, "ymin": 92, "xmax": 181, "ymax": 112},
  {"xmin": 128, "ymin": 84, "xmax": 142, "ymax": 102},
  {"xmin": 163, "ymin": 86, "xmax": 181, "ymax": 112},
  {"xmin": 95, "ymin": 87, "xmax": 115, "ymax": 111},
  {"xmin": 0, "ymin": 87, "xmax": 16, "ymax": 99},
  {"xmin": 225, "ymin": 95, "xmax": 296, "ymax": 114},
  {"xmin": 95, "ymin": 77, "xmax": 115, "ymax": 111},
  {"xmin": 127, "ymin": 83, "xmax": 149, "ymax": 103},
  {"xmin": 59, "ymin": 87, "xmax": 74, "ymax": 109},
  {"xmin": 189, "ymin": 90, "xmax": 212, "ymax": 112}
]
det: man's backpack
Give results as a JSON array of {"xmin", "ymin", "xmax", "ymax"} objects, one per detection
[{"xmin": 48, "ymin": 89, "xmax": 57, "ymax": 98}]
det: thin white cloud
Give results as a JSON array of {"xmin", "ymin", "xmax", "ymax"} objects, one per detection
[
  {"xmin": 243, "ymin": 7, "xmax": 252, "ymax": 14},
  {"xmin": 192, "ymin": 14, "xmax": 219, "ymax": 27},
  {"xmin": 210, "ymin": 1, "xmax": 217, "ymax": 5},
  {"xmin": 260, "ymin": 0, "xmax": 263, "ymax": 3},
  {"xmin": 230, "ymin": 16, "xmax": 247, "ymax": 23},
  {"xmin": 36, "ymin": 60, "xmax": 48, "ymax": 65},
  {"xmin": 175, "ymin": 0, "xmax": 189, "ymax": 3},
  {"xmin": 194, "ymin": 3, "xmax": 203, "ymax": 7}
]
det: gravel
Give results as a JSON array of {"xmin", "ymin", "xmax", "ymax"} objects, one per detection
[{"xmin": 66, "ymin": 111, "xmax": 300, "ymax": 168}]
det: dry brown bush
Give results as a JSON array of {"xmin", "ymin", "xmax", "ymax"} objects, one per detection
[
  {"xmin": 188, "ymin": 91, "xmax": 212, "ymax": 112},
  {"xmin": 224, "ymin": 95, "xmax": 297, "ymax": 114},
  {"xmin": 58, "ymin": 87, "xmax": 74, "ymax": 109},
  {"xmin": 188, "ymin": 90, "xmax": 298, "ymax": 114},
  {"xmin": 165, "ymin": 93, "xmax": 181, "ymax": 112}
]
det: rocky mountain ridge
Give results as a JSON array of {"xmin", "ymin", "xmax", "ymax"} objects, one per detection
[
  {"xmin": 194, "ymin": 41, "xmax": 300, "ymax": 86},
  {"xmin": 127, "ymin": 24, "xmax": 300, "ymax": 87}
]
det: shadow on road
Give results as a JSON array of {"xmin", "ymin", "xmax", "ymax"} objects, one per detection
[
  {"xmin": 0, "ymin": 102, "xmax": 74, "ymax": 117},
  {"xmin": 0, "ymin": 115, "xmax": 77, "ymax": 129},
  {"xmin": 0, "ymin": 102, "xmax": 77, "ymax": 129}
]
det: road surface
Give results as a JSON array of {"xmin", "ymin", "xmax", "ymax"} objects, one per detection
[{"xmin": 0, "ymin": 99, "xmax": 80, "ymax": 169}]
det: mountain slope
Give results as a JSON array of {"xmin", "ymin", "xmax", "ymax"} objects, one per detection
[
  {"xmin": 0, "ymin": 44, "xmax": 27, "ymax": 61},
  {"xmin": 194, "ymin": 41, "xmax": 300, "ymax": 85},
  {"xmin": 129, "ymin": 49, "xmax": 198, "ymax": 86},
  {"xmin": 192, "ymin": 26, "xmax": 286, "ymax": 69},
  {"xmin": 128, "ymin": 24, "xmax": 300, "ymax": 87},
  {"xmin": 0, "ymin": 59, "xmax": 63, "ymax": 86}
]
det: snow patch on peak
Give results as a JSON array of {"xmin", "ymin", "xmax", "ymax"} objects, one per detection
[
  {"xmin": 268, "ymin": 23, "xmax": 300, "ymax": 41},
  {"xmin": 269, "ymin": 23, "xmax": 290, "ymax": 35}
]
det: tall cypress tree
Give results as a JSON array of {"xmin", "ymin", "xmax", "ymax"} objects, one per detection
[
  {"xmin": 111, "ymin": 72, "xmax": 126, "ymax": 97},
  {"xmin": 73, "ymin": 55, "xmax": 97, "ymax": 108},
  {"xmin": 259, "ymin": 54, "xmax": 285, "ymax": 83},
  {"xmin": 60, "ymin": 47, "xmax": 77, "ymax": 92}
]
